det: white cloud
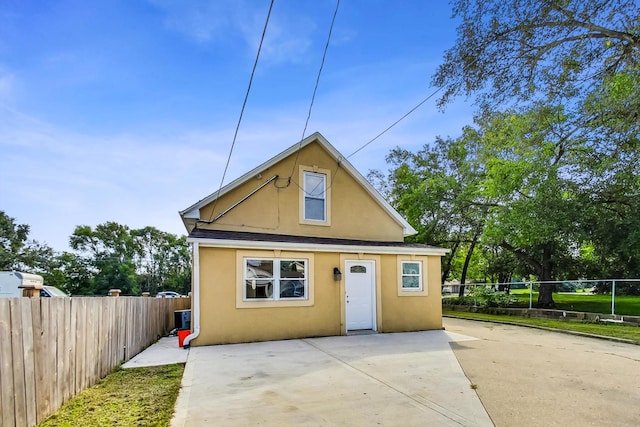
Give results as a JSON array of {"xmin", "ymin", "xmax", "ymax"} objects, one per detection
[
  {"xmin": 149, "ymin": 0, "xmax": 317, "ymax": 66},
  {"xmin": 149, "ymin": 0, "xmax": 257, "ymax": 44},
  {"xmin": 0, "ymin": 107, "xmax": 231, "ymax": 250}
]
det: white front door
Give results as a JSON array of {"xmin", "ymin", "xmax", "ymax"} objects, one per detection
[{"xmin": 345, "ymin": 260, "xmax": 375, "ymax": 331}]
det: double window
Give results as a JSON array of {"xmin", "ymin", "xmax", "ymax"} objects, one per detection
[
  {"xmin": 401, "ymin": 261, "xmax": 422, "ymax": 291},
  {"xmin": 303, "ymin": 171, "xmax": 326, "ymax": 221},
  {"xmin": 244, "ymin": 258, "xmax": 308, "ymax": 300}
]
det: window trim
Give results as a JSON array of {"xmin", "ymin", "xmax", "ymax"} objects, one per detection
[
  {"xmin": 243, "ymin": 258, "xmax": 308, "ymax": 301},
  {"xmin": 299, "ymin": 166, "xmax": 331, "ymax": 226},
  {"xmin": 401, "ymin": 261, "xmax": 422, "ymax": 291},
  {"xmin": 397, "ymin": 256, "xmax": 428, "ymax": 296},
  {"xmin": 236, "ymin": 250, "xmax": 315, "ymax": 308}
]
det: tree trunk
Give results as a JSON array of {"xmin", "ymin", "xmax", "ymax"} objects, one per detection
[
  {"xmin": 536, "ymin": 244, "xmax": 555, "ymax": 308},
  {"xmin": 458, "ymin": 233, "xmax": 479, "ymax": 297},
  {"xmin": 500, "ymin": 241, "xmax": 556, "ymax": 307},
  {"xmin": 442, "ymin": 241, "xmax": 459, "ymax": 284}
]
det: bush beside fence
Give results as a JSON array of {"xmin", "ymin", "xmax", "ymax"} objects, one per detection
[{"xmin": 0, "ymin": 296, "xmax": 190, "ymax": 427}]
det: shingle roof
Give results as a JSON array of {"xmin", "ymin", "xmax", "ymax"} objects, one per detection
[{"xmin": 189, "ymin": 228, "xmax": 446, "ymax": 252}]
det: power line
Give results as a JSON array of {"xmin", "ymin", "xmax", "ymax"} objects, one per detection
[
  {"xmin": 346, "ymin": 55, "xmax": 482, "ymax": 160},
  {"xmin": 346, "ymin": 87, "xmax": 444, "ymax": 159},
  {"xmin": 288, "ymin": 0, "xmax": 341, "ymax": 182},
  {"xmin": 207, "ymin": 0, "xmax": 275, "ymax": 222}
]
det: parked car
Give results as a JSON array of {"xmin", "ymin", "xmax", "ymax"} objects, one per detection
[
  {"xmin": 1, "ymin": 271, "xmax": 68, "ymax": 298},
  {"xmin": 40, "ymin": 285, "xmax": 69, "ymax": 297},
  {"xmin": 156, "ymin": 291, "xmax": 182, "ymax": 298},
  {"xmin": 0, "ymin": 271, "xmax": 44, "ymax": 298}
]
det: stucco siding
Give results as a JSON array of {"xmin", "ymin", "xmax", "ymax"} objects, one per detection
[
  {"xmin": 196, "ymin": 141, "xmax": 405, "ymax": 241},
  {"xmin": 193, "ymin": 247, "xmax": 343, "ymax": 346},
  {"xmin": 380, "ymin": 255, "xmax": 443, "ymax": 332},
  {"xmin": 193, "ymin": 246, "xmax": 443, "ymax": 346}
]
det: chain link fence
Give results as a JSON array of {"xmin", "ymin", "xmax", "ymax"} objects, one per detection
[{"xmin": 442, "ymin": 279, "xmax": 640, "ymax": 316}]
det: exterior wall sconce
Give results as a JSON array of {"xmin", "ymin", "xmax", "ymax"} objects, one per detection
[{"xmin": 333, "ymin": 267, "xmax": 342, "ymax": 281}]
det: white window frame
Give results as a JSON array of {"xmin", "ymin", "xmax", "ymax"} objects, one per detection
[
  {"xmin": 303, "ymin": 171, "xmax": 326, "ymax": 221},
  {"xmin": 401, "ymin": 261, "xmax": 422, "ymax": 291},
  {"xmin": 243, "ymin": 258, "xmax": 308, "ymax": 301}
]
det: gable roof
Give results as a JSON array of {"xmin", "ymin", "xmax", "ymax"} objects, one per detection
[{"xmin": 179, "ymin": 132, "xmax": 417, "ymax": 236}]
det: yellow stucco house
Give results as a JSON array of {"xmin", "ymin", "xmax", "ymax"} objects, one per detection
[{"xmin": 179, "ymin": 132, "xmax": 448, "ymax": 346}]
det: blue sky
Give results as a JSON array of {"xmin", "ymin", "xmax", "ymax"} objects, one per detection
[{"xmin": 1, "ymin": 0, "xmax": 474, "ymax": 251}]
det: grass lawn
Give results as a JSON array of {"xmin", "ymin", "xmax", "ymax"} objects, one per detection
[
  {"xmin": 507, "ymin": 291, "xmax": 640, "ymax": 315},
  {"xmin": 443, "ymin": 310, "xmax": 640, "ymax": 343},
  {"xmin": 39, "ymin": 364, "xmax": 184, "ymax": 427}
]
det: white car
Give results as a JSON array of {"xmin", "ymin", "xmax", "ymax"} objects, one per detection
[{"xmin": 156, "ymin": 291, "xmax": 182, "ymax": 298}]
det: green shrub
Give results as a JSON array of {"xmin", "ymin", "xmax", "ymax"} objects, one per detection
[{"xmin": 469, "ymin": 286, "xmax": 518, "ymax": 308}]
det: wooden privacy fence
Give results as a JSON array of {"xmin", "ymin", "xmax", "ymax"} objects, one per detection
[{"xmin": 0, "ymin": 296, "xmax": 191, "ymax": 427}]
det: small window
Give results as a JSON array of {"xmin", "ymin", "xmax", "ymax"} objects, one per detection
[
  {"xmin": 304, "ymin": 172, "xmax": 326, "ymax": 221},
  {"xmin": 244, "ymin": 258, "xmax": 307, "ymax": 300},
  {"xmin": 350, "ymin": 265, "xmax": 367, "ymax": 273},
  {"xmin": 401, "ymin": 261, "xmax": 422, "ymax": 290}
]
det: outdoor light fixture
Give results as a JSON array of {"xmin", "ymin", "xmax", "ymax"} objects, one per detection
[{"xmin": 333, "ymin": 267, "xmax": 342, "ymax": 281}]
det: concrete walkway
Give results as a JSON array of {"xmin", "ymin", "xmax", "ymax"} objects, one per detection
[
  {"xmin": 444, "ymin": 317, "xmax": 640, "ymax": 426},
  {"xmin": 171, "ymin": 331, "xmax": 492, "ymax": 426},
  {"xmin": 122, "ymin": 336, "xmax": 189, "ymax": 369}
]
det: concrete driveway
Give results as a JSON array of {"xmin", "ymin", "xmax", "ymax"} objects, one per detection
[
  {"xmin": 171, "ymin": 330, "xmax": 492, "ymax": 426},
  {"xmin": 444, "ymin": 317, "xmax": 640, "ymax": 427}
]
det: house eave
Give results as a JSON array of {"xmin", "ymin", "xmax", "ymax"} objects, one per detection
[{"xmin": 187, "ymin": 237, "xmax": 450, "ymax": 257}]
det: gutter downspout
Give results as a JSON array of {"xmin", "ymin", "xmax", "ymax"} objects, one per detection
[{"xmin": 183, "ymin": 241, "xmax": 200, "ymax": 348}]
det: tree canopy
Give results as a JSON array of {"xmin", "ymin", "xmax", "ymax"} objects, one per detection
[
  {"xmin": 378, "ymin": 102, "xmax": 640, "ymax": 305},
  {"xmin": 434, "ymin": 0, "xmax": 640, "ymax": 112},
  {"xmin": 374, "ymin": 0, "xmax": 639, "ymax": 306},
  {"xmin": 0, "ymin": 212, "xmax": 191, "ymax": 296}
]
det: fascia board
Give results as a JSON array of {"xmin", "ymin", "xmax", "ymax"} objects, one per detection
[{"xmin": 187, "ymin": 237, "xmax": 450, "ymax": 257}]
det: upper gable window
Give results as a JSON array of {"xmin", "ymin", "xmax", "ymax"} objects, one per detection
[
  {"xmin": 303, "ymin": 171, "xmax": 326, "ymax": 221},
  {"xmin": 299, "ymin": 166, "xmax": 331, "ymax": 226}
]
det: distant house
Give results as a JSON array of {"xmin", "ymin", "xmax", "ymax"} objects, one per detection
[{"xmin": 179, "ymin": 132, "xmax": 449, "ymax": 346}]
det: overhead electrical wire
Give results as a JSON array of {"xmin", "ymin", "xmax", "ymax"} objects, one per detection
[
  {"xmin": 290, "ymin": 23, "xmax": 482, "ymax": 200},
  {"xmin": 206, "ymin": 0, "xmax": 275, "ymax": 222},
  {"xmin": 288, "ymin": 0, "xmax": 341, "ymax": 182},
  {"xmin": 346, "ymin": 87, "xmax": 444, "ymax": 159},
  {"xmin": 346, "ymin": 54, "xmax": 482, "ymax": 160},
  {"xmin": 202, "ymin": 0, "xmax": 481, "ymax": 222}
]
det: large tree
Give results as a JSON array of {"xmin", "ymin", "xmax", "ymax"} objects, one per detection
[
  {"xmin": 375, "ymin": 129, "xmax": 489, "ymax": 285},
  {"xmin": 0, "ymin": 211, "xmax": 31, "ymax": 270},
  {"xmin": 427, "ymin": 0, "xmax": 640, "ymax": 304},
  {"xmin": 70, "ymin": 222, "xmax": 141, "ymax": 295},
  {"xmin": 0, "ymin": 210, "xmax": 58, "ymax": 274},
  {"xmin": 381, "ymin": 98, "xmax": 639, "ymax": 305},
  {"xmin": 133, "ymin": 227, "xmax": 191, "ymax": 295},
  {"xmin": 433, "ymin": 0, "xmax": 640, "ymax": 112},
  {"xmin": 69, "ymin": 222, "xmax": 191, "ymax": 295}
]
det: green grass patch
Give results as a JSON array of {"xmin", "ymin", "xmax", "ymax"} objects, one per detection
[
  {"xmin": 507, "ymin": 292, "xmax": 640, "ymax": 315},
  {"xmin": 443, "ymin": 310, "xmax": 640, "ymax": 342},
  {"xmin": 39, "ymin": 364, "xmax": 184, "ymax": 427}
]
